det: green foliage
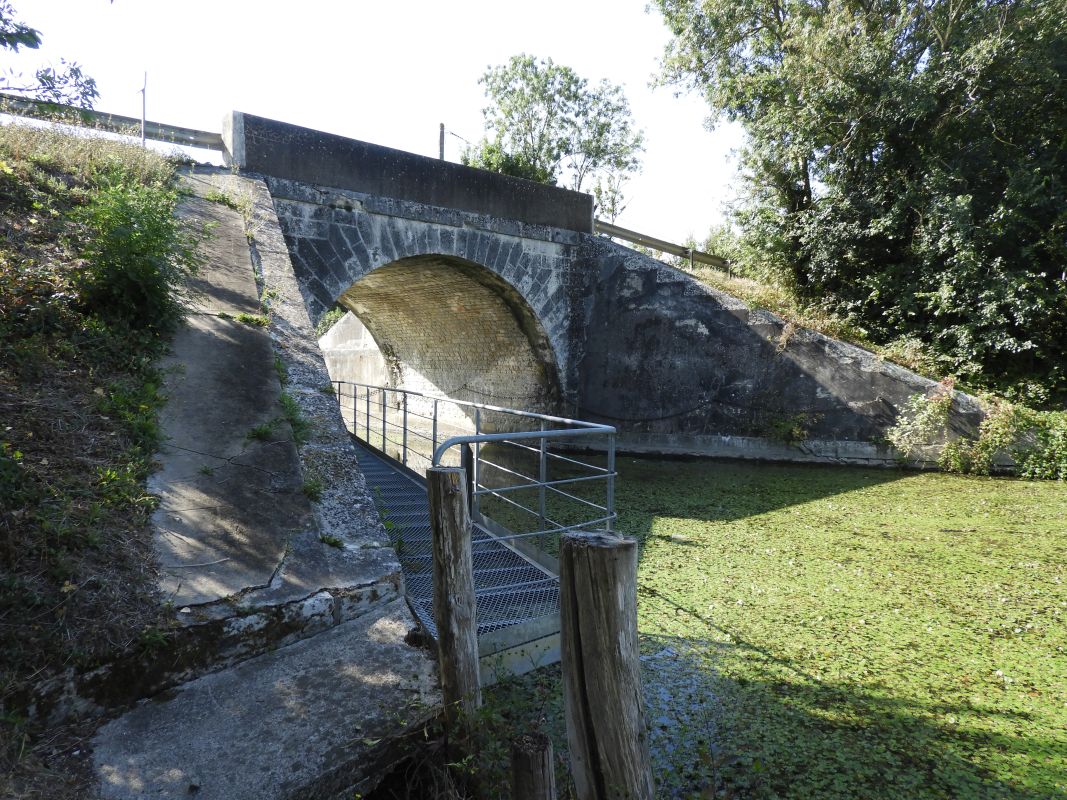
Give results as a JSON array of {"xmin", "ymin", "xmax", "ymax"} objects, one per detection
[
  {"xmin": 246, "ymin": 421, "xmax": 277, "ymax": 442},
  {"xmin": 889, "ymin": 386, "xmax": 1067, "ymax": 479},
  {"xmin": 461, "ymin": 138, "xmax": 554, "ymax": 184},
  {"xmin": 0, "ymin": 0, "xmax": 99, "ymax": 108},
  {"xmin": 278, "ymin": 392, "xmax": 312, "ymax": 445},
  {"xmin": 655, "ymin": 0, "xmax": 1067, "ymax": 400},
  {"xmin": 314, "ymin": 305, "xmax": 346, "ymax": 337},
  {"xmin": 203, "ymin": 187, "xmax": 239, "ymax": 210},
  {"xmin": 75, "ymin": 181, "xmax": 200, "ymax": 334},
  {"xmin": 1, "ymin": 123, "xmax": 182, "ymax": 774},
  {"xmin": 273, "ymin": 354, "xmax": 288, "ymax": 386},
  {"xmin": 1019, "ymin": 412, "xmax": 1067, "ymax": 481},
  {"xmin": 234, "ymin": 312, "xmax": 268, "ymax": 327},
  {"xmin": 764, "ymin": 412, "xmax": 812, "ymax": 446},
  {"xmin": 470, "ymin": 54, "xmax": 644, "ymax": 203},
  {"xmin": 301, "ymin": 477, "xmax": 323, "ymax": 502},
  {"xmin": 318, "ymin": 533, "xmax": 343, "ymax": 549},
  {"xmin": 886, "ymin": 382, "xmax": 955, "ymax": 461}
]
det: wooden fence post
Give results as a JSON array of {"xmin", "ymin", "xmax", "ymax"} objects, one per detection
[
  {"xmin": 427, "ymin": 466, "xmax": 481, "ymax": 732},
  {"xmin": 560, "ymin": 531, "xmax": 653, "ymax": 800},
  {"xmin": 511, "ymin": 732, "xmax": 557, "ymax": 800}
]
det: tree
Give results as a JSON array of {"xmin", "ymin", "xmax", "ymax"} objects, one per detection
[
  {"xmin": 464, "ymin": 54, "xmax": 644, "ymax": 209},
  {"xmin": 0, "ymin": 0, "xmax": 98, "ymax": 108},
  {"xmin": 654, "ymin": 0, "xmax": 1067, "ymax": 400}
]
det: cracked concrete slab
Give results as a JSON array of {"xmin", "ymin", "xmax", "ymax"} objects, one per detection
[
  {"xmin": 92, "ymin": 599, "xmax": 440, "ymax": 800},
  {"xmin": 152, "ymin": 192, "xmax": 313, "ymax": 607}
]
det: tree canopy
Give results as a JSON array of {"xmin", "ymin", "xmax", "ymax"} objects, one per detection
[
  {"xmin": 0, "ymin": 0, "xmax": 98, "ymax": 108},
  {"xmin": 463, "ymin": 54, "xmax": 644, "ymax": 220},
  {"xmin": 655, "ymin": 0, "xmax": 1067, "ymax": 401}
]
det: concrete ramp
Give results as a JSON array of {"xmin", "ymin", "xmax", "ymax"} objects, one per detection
[
  {"xmin": 89, "ymin": 169, "xmax": 439, "ymax": 798},
  {"xmin": 93, "ymin": 599, "xmax": 436, "ymax": 800}
]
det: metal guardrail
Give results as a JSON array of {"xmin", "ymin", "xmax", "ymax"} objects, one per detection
[
  {"xmin": 1, "ymin": 93, "xmax": 728, "ymax": 274},
  {"xmin": 594, "ymin": 218, "xmax": 731, "ymax": 272},
  {"xmin": 333, "ymin": 381, "xmax": 617, "ymax": 542},
  {"xmin": 0, "ymin": 92, "xmax": 224, "ymax": 151}
]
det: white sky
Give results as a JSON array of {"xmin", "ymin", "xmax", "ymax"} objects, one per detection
[{"xmin": 10, "ymin": 0, "xmax": 745, "ymax": 243}]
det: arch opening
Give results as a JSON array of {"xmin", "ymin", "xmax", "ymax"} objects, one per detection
[{"xmin": 319, "ymin": 255, "xmax": 562, "ymax": 433}]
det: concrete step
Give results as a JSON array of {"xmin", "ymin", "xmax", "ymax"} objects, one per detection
[{"xmin": 93, "ymin": 598, "xmax": 439, "ymax": 800}]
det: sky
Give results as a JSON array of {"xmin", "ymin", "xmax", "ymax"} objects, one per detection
[{"xmin": 8, "ymin": 0, "xmax": 745, "ymax": 244}]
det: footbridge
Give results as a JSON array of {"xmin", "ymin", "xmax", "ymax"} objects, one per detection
[{"xmin": 337, "ymin": 380, "xmax": 616, "ymax": 682}]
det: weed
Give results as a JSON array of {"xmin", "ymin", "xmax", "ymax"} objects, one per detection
[
  {"xmin": 279, "ymin": 392, "xmax": 312, "ymax": 445},
  {"xmin": 319, "ymin": 382, "xmax": 336, "ymax": 395},
  {"xmin": 314, "ymin": 305, "xmax": 346, "ymax": 337},
  {"xmin": 302, "ymin": 477, "xmax": 324, "ymax": 502},
  {"xmin": 273, "ymin": 355, "xmax": 288, "ymax": 386},
  {"xmin": 319, "ymin": 534, "xmax": 343, "ymax": 549},
  {"xmin": 136, "ymin": 627, "xmax": 169, "ymax": 654},
  {"xmin": 197, "ymin": 464, "xmax": 216, "ymax": 476},
  {"xmin": 763, "ymin": 412, "xmax": 812, "ymax": 445},
  {"xmin": 203, "ymin": 188, "xmax": 239, "ymax": 211},
  {"xmin": 246, "ymin": 421, "xmax": 277, "ymax": 442},
  {"xmin": 234, "ymin": 312, "xmax": 269, "ymax": 327}
]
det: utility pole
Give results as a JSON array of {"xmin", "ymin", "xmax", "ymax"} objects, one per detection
[
  {"xmin": 139, "ymin": 72, "xmax": 147, "ymax": 148},
  {"xmin": 439, "ymin": 123, "xmax": 445, "ymax": 160}
]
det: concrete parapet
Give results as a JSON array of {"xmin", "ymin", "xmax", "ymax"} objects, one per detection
[{"xmin": 222, "ymin": 111, "xmax": 594, "ymax": 233}]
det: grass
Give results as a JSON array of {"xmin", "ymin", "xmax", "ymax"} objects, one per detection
[
  {"xmin": 302, "ymin": 477, "xmax": 324, "ymax": 502},
  {"xmin": 675, "ymin": 261, "xmax": 947, "ymax": 381},
  {"xmin": 234, "ymin": 312, "xmax": 269, "ymax": 327},
  {"xmin": 0, "ymin": 123, "xmax": 194, "ymax": 795},
  {"xmin": 279, "ymin": 392, "xmax": 312, "ymax": 445},
  {"xmin": 479, "ymin": 457, "xmax": 1066, "ymax": 799}
]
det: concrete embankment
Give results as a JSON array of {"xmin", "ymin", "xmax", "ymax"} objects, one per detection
[{"xmin": 87, "ymin": 168, "xmax": 438, "ymax": 799}]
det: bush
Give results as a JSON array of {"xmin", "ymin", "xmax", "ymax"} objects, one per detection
[
  {"xmin": 889, "ymin": 387, "xmax": 1067, "ymax": 480},
  {"xmin": 75, "ymin": 181, "xmax": 199, "ymax": 333}
]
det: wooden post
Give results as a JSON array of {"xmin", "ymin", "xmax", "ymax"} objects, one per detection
[
  {"xmin": 559, "ymin": 531, "xmax": 653, "ymax": 800},
  {"xmin": 427, "ymin": 466, "xmax": 481, "ymax": 731},
  {"xmin": 511, "ymin": 732, "xmax": 557, "ymax": 800}
]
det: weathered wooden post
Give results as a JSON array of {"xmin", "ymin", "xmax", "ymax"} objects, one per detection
[
  {"xmin": 560, "ymin": 531, "xmax": 653, "ymax": 800},
  {"xmin": 427, "ymin": 466, "xmax": 481, "ymax": 732},
  {"xmin": 511, "ymin": 732, "xmax": 557, "ymax": 800}
]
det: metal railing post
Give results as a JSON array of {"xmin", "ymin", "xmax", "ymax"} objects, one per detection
[
  {"xmin": 365, "ymin": 388, "xmax": 370, "ymax": 442},
  {"xmin": 432, "ymin": 398, "xmax": 439, "ymax": 457},
  {"xmin": 538, "ymin": 421, "xmax": 547, "ymax": 531},
  {"xmin": 402, "ymin": 393, "xmax": 408, "ymax": 465},
  {"xmin": 381, "ymin": 388, "xmax": 387, "ymax": 454},
  {"xmin": 473, "ymin": 408, "xmax": 481, "ymax": 518},
  {"xmin": 607, "ymin": 433, "xmax": 616, "ymax": 533}
]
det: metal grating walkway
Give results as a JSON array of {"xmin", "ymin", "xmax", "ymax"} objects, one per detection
[{"xmin": 353, "ymin": 442, "xmax": 559, "ymax": 639}]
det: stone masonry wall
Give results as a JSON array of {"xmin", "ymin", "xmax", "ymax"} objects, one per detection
[{"xmin": 572, "ymin": 236, "xmax": 984, "ymax": 464}]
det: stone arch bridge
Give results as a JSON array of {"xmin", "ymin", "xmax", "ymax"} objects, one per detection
[{"xmin": 225, "ymin": 112, "xmax": 980, "ymax": 464}]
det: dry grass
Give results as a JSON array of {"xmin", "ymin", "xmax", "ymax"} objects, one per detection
[
  {"xmin": 0, "ymin": 123, "xmax": 183, "ymax": 798},
  {"xmin": 681, "ymin": 262, "xmax": 947, "ymax": 379}
]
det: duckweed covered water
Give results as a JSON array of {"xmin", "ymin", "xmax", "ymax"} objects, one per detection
[{"xmin": 484, "ymin": 457, "xmax": 1067, "ymax": 799}]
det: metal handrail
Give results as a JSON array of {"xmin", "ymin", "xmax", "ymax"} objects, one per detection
[
  {"xmin": 333, "ymin": 380, "xmax": 617, "ymax": 535},
  {"xmin": 0, "ymin": 92, "xmax": 224, "ymax": 151},
  {"xmin": 594, "ymin": 218, "xmax": 731, "ymax": 273}
]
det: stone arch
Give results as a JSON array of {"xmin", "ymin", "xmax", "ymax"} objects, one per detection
[
  {"xmin": 331, "ymin": 254, "xmax": 562, "ymax": 416},
  {"xmin": 277, "ymin": 200, "xmax": 580, "ymax": 403}
]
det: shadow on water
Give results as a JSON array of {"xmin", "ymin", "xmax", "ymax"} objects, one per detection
[
  {"xmin": 475, "ymin": 453, "xmax": 1065, "ymax": 798},
  {"xmin": 482, "ymin": 621, "xmax": 1064, "ymax": 800},
  {"xmin": 633, "ymin": 591, "xmax": 1066, "ymax": 799}
]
